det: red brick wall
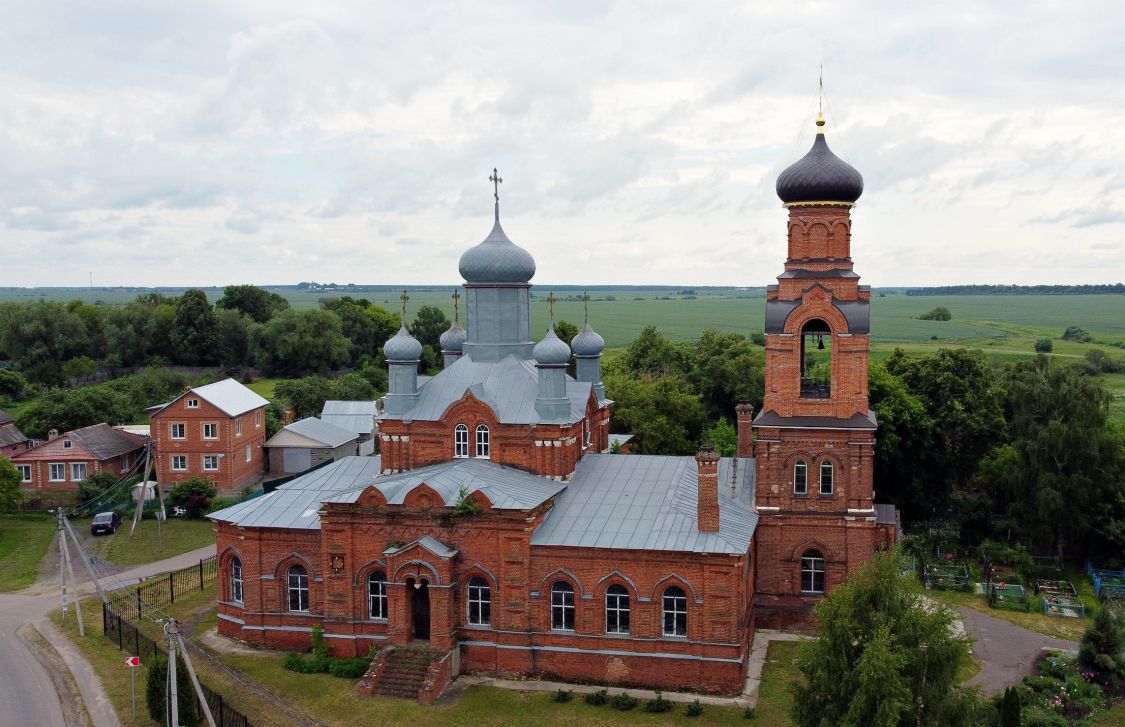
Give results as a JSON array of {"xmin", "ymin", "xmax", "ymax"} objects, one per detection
[
  {"xmin": 13, "ymin": 439, "xmax": 142, "ymax": 494},
  {"xmin": 152, "ymin": 396, "xmax": 265, "ymax": 492},
  {"xmin": 215, "ymin": 502, "xmax": 753, "ymax": 694}
]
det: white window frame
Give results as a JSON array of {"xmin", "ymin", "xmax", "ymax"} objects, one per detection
[
  {"xmin": 170, "ymin": 423, "xmax": 186, "ymax": 440},
  {"xmin": 255, "ymin": 410, "xmax": 262, "ymax": 428},
  {"xmin": 368, "ymin": 572, "xmax": 387, "ymax": 621},
  {"xmin": 583, "ymin": 420, "xmax": 591, "ymax": 449},
  {"xmin": 801, "ymin": 551, "xmax": 825, "ymax": 594},
  {"xmin": 819, "ymin": 461, "xmax": 834, "ymax": 496},
  {"xmin": 467, "ymin": 577, "xmax": 491, "ymax": 626},
  {"xmin": 171, "ymin": 455, "xmax": 188, "ymax": 472},
  {"xmin": 121, "ymin": 454, "xmax": 129, "ymax": 470},
  {"xmin": 63, "ymin": 439, "xmax": 72, "ymax": 449},
  {"xmin": 202, "ymin": 422, "xmax": 219, "ymax": 440},
  {"xmin": 17, "ymin": 464, "xmax": 31, "ymax": 483},
  {"xmin": 605, "ymin": 584, "xmax": 630, "ymax": 635},
  {"xmin": 186, "ymin": 398, "xmax": 200, "ymax": 409},
  {"xmin": 287, "ymin": 566, "xmax": 310, "ymax": 612},
  {"xmin": 70, "ymin": 462, "xmax": 88, "ymax": 481},
  {"xmin": 49, "ymin": 463, "xmax": 66, "ymax": 482},
  {"xmin": 475, "ymin": 425, "xmax": 490, "ymax": 459},
  {"xmin": 454, "ymin": 424, "xmax": 469, "ymax": 458},
  {"xmin": 551, "ymin": 582, "xmax": 575, "ymax": 632},
  {"xmin": 793, "ymin": 460, "xmax": 808, "ymax": 495},
  {"xmin": 230, "ymin": 558, "xmax": 244, "ymax": 604},
  {"xmin": 662, "ymin": 587, "xmax": 688, "ymax": 638},
  {"xmin": 245, "ymin": 445, "xmax": 252, "ymax": 463},
  {"xmin": 203, "ymin": 455, "xmax": 220, "ymax": 471},
  {"xmin": 235, "ymin": 419, "xmax": 242, "ymax": 437}
]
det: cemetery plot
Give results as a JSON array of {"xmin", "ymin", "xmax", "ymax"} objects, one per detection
[
  {"xmin": 924, "ymin": 562, "xmax": 971, "ymax": 592},
  {"xmin": 1086, "ymin": 561, "xmax": 1125, "ymax": 600},
  {"xmin": 988, "ymin": 579, "xmax": 1030, "ymax": 612},
  {"xmin": 1037, "ymin": 579, "xmax": 1084, "ymax": 618}
]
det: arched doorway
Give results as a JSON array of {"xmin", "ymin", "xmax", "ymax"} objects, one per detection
[{"xmin": 407, "ymin": 578, "xmax": 430, "ymax": 641}]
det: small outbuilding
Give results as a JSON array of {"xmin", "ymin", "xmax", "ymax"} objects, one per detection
[
  {"xmin": 264, "ymin": 417, "xmax": 360, "ymax": 475},
  {"xmin": 320, "ymin": 400, "xmax": 378, "ymax": 455}
]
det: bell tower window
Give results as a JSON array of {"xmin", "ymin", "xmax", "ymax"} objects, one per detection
[{"xmin": 800, "ymin": 319, "xmax": 832, "ymax": 399}]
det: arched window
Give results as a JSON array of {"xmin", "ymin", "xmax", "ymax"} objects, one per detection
[
  {"xmin": 368, "ymin": 571, "xmax": 387, "ymax": 620},
  {"xmin": 605, "ymin": 584, "xmax": 630, "ymax": 635},
  {"xmin": 467, "ymin": 576, "xmax": 491, "ymax": 626},
  {"xmin": 793, "ymin": 460, "xmax": 808, "ymax": 495},
  {"xmin": 475, "ymin": 425, "xmax": 490, "ymax": 458},
  {"xmin": 583, "ymin": 419, "xmax": 591, "ymax": 449},
  {"xmin": 800, "ymin": 319, "xmax": 831, "ymax": 399},
  {"xmin": 287, "ymin": 565, "xmax": 310, "ymax": 612},
  {"xmin": 819, "ymin": 462, "xmax": 834, "ymax": 495},
  {"xmin": 454, "ymin": 424, "xmax": 469, "ymax": 458},
  {"xmin": 230, "ymin": 557, "xmax": 244, "ymax": 604},
  {"xmin": 550, "ymin": 582, "xmax": 575, "ymax": 631},
  {"xmin": 662, "ymin": 586, "xmax": 687, "ymax": 638},
  {"xmin": 801, "ymin": 550, "xmax": 825, "ymax": 594}
]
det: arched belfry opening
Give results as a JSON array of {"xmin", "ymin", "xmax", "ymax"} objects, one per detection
[{"xmin": 799, "ymin": 319, "xmax": 832, "ymax": 399}]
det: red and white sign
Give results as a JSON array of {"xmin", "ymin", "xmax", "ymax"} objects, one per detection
[{"xmin": 124, "ymin": 656, "xmax": 141, "ymax": 668}]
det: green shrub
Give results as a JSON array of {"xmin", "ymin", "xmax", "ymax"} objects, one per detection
[
  {"xmin": 1034, "ymin": 338, "xmax": 1053, "ymax": 353},
  {"xmin": 1020, "ymin": 705, "xmax": 1067, "ymax": 727},
  {"xmin": 917, "ymin": 306, "xmax": 952, "ymax": 321},
  {"xmin": 551, "ymin": 689, "xmax": 572, "ymax": 703},
  {"xmin": 310, "ymin": 623, "xmax": 330, "ymax": 659},
  {"xmin": 584, "ymin": 689, "xmax": 608, "ymax": 706},
  {"xmin": 643, "ymin": 693, "xmax": 671, "ymax": 712},
  {"xmin": 999, "ymin": 686, "xmax": 1020, "ymax": 727},
  {"xmin": 612, "ymin": 692, "xmax": 637, "ymax": 711},
  {"xmin": 743, "ymin": 707, "xmax": 756, "ymax": 719},
  {"xmin": 169, "ymin": 477, "xmax": 217, "ymax": 518},
  {"xmin": 1061, "ymin": 325, "xmax": 1092, "ymax": 343},
  {"xmin": 328, "ymin": 657, "xmax": 371, "ymax": 679},
  {"xmin": 1078, "ymin": 609, "xmax": 1125, "ymax": 679},
  {"xmin": 685, "ymin": 699, "xmax": 704, "ymax": 717},
  {"xmin": 145, "ymin": 653, "xmax": 199, "ymax": 726}
]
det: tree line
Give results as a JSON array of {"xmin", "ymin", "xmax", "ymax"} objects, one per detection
[{"xmin": 906, "ymin": 284, "xmax": 1125, "ymax": 295}]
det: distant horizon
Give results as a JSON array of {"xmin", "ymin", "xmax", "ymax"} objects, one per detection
[{"xmin": 2, "ymin": 283, "xmax": 1124, "ymax": 292}]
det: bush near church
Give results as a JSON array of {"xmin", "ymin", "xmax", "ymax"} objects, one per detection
[{"xmin": 169, "ymin": 477, "xmax": 217, "ymax": 519}]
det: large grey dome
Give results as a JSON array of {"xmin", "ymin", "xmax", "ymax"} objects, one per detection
[
  {"xmin": 439, "ymin": 321, "xmax": 466, "ymax": 353},
  {"xmin": 384, "ymin": 324, "xmax": 422, "ymax": 361},
  {"xmin": 571, "ymin": 322, "xmax": 605, "ymax": 357},
  {"xmin": 776, "ymin": 117, "xmax": 863, "ymax": 205},
  {"xmin": 533, "ymin": 326, "xmax": 571, "ymax": 366},
  {"xmin": 458, "ymin": 219, "xmax": 536, "ymax": 284}
]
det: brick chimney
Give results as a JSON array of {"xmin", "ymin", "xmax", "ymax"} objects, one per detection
[
  {"xmin": 696, "ymin": 444, "xmax": 721, "ymax": 532},
  {"xmin": 735, "ymin": 402, "xmax": 754, "ymax": 457}
]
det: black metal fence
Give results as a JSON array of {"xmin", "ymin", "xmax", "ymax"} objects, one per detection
[
  {"xmin": 102, "ymin": 603, "xmax": 255, "ymax": 727},
  {"xmin": 107, "ymin": 556, "xmax": 217, "ymax": 621}
]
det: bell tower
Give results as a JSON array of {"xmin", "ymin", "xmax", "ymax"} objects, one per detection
[{"xmin": 752, "ymin": 112, "xmax": 879, "ymax": 626}]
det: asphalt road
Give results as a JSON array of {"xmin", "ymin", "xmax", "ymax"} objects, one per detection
[
  {"xmin": 960, "ymin": 606, "xmax": 1079, "ymax": 695},
  {"xmin": 0, "ymin": 541, "xmax": 215, "ymax": 726}
]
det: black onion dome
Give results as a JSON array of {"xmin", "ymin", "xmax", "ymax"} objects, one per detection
[{"xmin": 776, "ymin": 118, "xmax": 863, "ymax": 204}]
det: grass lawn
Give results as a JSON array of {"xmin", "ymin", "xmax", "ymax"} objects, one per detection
[
  {"xmin": 81, "ymin": 517, "xmax": 215, "ymax": 567},
  {"xmin": 245, "ymin": 377, "xmax": 281, "ymax": 400},
  {"xmin": 0, "ymin": 513, "xmax": 55, "ymax": 591},
  {"xmin": 1089, "ymin": 702, "xmax": 1125, "ymax": 726},
  {"xmin": 752, "ymin": 641, "xmax": 800, "ymax": 726},
  {"xmin": 908, "ymin": 579, "xmax": 1091, "ymax": 641}
]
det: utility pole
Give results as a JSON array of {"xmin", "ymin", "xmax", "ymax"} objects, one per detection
[
  {"xmin": 56, "ymin": 508, "xmax": 69, "ymax": 622},
  {"xmin": 60, "ymin": 525, "xmax": 84, "ymax": 636},
  {"xmin": 63, "ymin": 516, "xmax": 107, "ymax": 603},
  {"xmin": 165, "ymin": 619, "xmax": 179, "ymax": 727}
]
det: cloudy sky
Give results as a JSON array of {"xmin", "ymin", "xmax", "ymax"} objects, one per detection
[{"xmin": 2, "ymin": 1, "xmax": 1122, "ymax": 288}]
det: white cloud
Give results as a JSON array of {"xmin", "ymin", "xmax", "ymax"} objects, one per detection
[{"xmin": 1, "ymin": 1, "xmax": 1123, "ymax": 287}]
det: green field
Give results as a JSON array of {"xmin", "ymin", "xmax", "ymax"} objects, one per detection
[
  {"xmin": 79, "ymin": 518, "xmax": 215, "ymax": 567},
  {"xmin": 0, "ymin": 513, "xmax": 55, "ymax": 592},
  {"xmin": 3, "ymin": 287, "xmax": 1123, "ymax": 418}
]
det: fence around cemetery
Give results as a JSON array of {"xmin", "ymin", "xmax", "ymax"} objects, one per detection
[{"xmin": 101, "ymin": 555, "xmax": 256, "ymax": 727}]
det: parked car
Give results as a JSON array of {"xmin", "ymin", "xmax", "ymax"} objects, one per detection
[{"xmin": 91, "ymin": 511, "xmax": 122, "ymax": 536}]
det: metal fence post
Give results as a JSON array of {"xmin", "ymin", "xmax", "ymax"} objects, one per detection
[
  {"xmin": 136, "ymin": 589, "xmax": 142, "ymax": 621},
  {"xmin": 199, "ymin": 559, "xmax": 205, "ymax": 591},
  {"xmin": 170, "ymin": 572, "xmax": 175, "ymax": 604}
]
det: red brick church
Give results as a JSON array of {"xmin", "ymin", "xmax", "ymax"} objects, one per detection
[{"xmin": 210, "ymin": 114, "xmax": 895, "ymax": 698}]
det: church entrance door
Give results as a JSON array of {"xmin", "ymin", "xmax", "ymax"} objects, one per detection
[{"xmin": 410, "ymin": 580, "xmax": 430, "ymax": 640}]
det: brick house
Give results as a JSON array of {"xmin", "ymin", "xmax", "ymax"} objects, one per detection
[
  {"xmin": 0, "ymin": 408, "xmax": 32, "ymax": 458},
  {"xmin": 209, "ymin": 115, "xmax": 895, "ymax": 699},
  {"xmin": 11, "ymin": 423, "xmax": 147, "ymax": 495},
  {"xmin": 149, "ymin": 378, "xmax": 268, "ymax": 493}
]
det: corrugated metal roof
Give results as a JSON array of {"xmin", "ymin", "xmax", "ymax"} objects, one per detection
[
  {"xmin": 267, "ymin": 417, "xmax": 357, "ymax": 448},
  {"xmin": 325, "ymin": 458, "xmax": 566, "ymax": 511},
  {"xmin": 876, "ymin": 503, "xmax": 897, "ymax": 525},
  {"xmin": 530, "ymin": 454, "xmax": 758, "ymax": 555},
  {"xmin": 209, "ymin": 456, "xmax": 382, "ymax": 530},
  {"xmin": 320, "ymin": 401, "xmax": 377, "ymax": 436},
  {"xmin": 386, "ymin": 535, "xmax": 458, "ymax": 558},
  {"xmin": 193, "ymin": 378, "xmax": 270, "ymax": 416},
  {"xmin": 381, "ymin": 354, "xmax": 590, "ymax": 425},
  {"xmin": 0, "ymin": 423, "xmax": 28, "ymax": 447},
  {"xmin": 0, "ymin": 409, "xmax": 12, "ymax": 426},
  {"xmin": 607, "ymin": 434, "xmax": 633, "ymax": 447},
  {"xmin": 753, "ymin": 409, "xmax": 878, "ymax": 430}
]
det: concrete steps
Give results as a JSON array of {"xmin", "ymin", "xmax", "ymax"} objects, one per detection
[{"xmin": 371, "ymin": 648, "xmax": 434, "ymax": 699}]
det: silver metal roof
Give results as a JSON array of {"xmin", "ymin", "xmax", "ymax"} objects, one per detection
[
  {"xmin": 209, "ymin": 456, "xmax": 383, "ymax": 530},
  {"xmin": 266, "ymin": 417, "xmax": 357, "ymax": 448},
  {"xmin": 324, "ymin": 458, "xmax": 566, "ymax": 510},
  {"xmin": 530, "ymin": 454, "xmax": 758, "ymax": 555},
  {"xmin": 152, "ymin": 378, "xmax": 269, "ymax": 417},
  {"xmin": 386, "ymin": 535, "xmax": 458, "ymax": 558},
  {"xmin": 383, "ymin": 354, "xmax": 592, "ymax": 425},
  {"xmin": 320, "ymin": 400, "xmax": 377, "ymax": 436}
]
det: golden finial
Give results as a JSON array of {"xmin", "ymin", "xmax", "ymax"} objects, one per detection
[{"xmin": 817, "ymin": 65, "xmax": 826, "ymax": 134}]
